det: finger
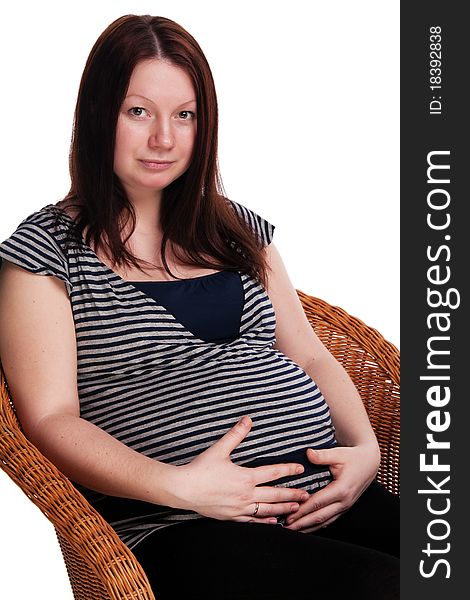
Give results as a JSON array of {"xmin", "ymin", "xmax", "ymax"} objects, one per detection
[
  {"xmin": 250, "ymin": 501, "xmax": 302, "ymax": 518},
  {"xmin": 251, "ymin": 518, "xmax": 281, "ymax": 525},
  {"xmin": 233, "ymin": 501, "xmax": 302, "ymax": 522},
  {"xmin": 306, "ymin": 447, "xmax": 345, "ymax": 466},
  {"xmin": 297, "ymin": 514, "xmax": 342, "ymax": 533},
  {"xmin": 233, "ymin": 515, "xmax": 279, "ymax": 525},
  {"xmin": 284, "ymin": 502, "xmax": 346, "ymax": 532},
  {"xmin": 208, "ymin": 416, "xmax": 252, "ymax": 456},
  {"xmin": 284, "ymin": 480, "xmax": 344, "ymax": 523},
  {"xmin": 255, "ymin": 486, "xmax": 309, "ymax": 505},
  {"xmin": 251, "ymin": 462, "xmax": 306, "ymax": 485}
]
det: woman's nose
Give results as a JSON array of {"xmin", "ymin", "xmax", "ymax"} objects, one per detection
[{"xmin": 148, "ymin": 119, "xmax": 175, "ymax": 150}]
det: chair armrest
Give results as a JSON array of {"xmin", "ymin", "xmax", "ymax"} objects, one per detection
[{"xmin": 0, "ymin": 364, "xmax": 155, "ymax": 600}]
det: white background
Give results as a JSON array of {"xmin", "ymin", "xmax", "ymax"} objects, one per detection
[{"xmin": 0, "ymin": 1, "xmax": 399, "ymax": 598}]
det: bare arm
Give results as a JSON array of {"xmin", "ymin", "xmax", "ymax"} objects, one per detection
[
  {"xmin": 265, "ymin": 242, "xmax": 379, "ymax": 451},
  {"xmin": 0, "ymin": 260, "xmax": 307, "ymax": 522},
  {"xmin": 0, "ymin": 260, "xmax": 183, "ymax": 506},
  {"xmin": 264, "ymin": 243, "xmax": 380, "ymax": 531}
]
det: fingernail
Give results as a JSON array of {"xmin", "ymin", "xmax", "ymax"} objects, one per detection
[
  {"xmin": 238, "ymin": 416, "xmax": 248, "ymax": 427},
  {"xmin": 268, "ymin": 518, "xmax": 278, "ymax": 524},
  {"xmin": 290, "ymin": 504, "xmax": 299, "ymax": 512},
  {"xmin": 296, "ymin": 465, "xmax": 304, "ymax": 474},
  {"xmin": 301, "ymin": 492, "xmax": 309, "ymax": 501}
]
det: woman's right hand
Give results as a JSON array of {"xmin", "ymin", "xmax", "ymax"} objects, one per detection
[{"xmin": 172, "ymin": 415, "xmax": 309, "ymax": 524}]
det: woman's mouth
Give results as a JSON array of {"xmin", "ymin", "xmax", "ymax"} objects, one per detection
[{"xmin": 139, "ymin": 159, "xmax": 175, "ymax": 170}]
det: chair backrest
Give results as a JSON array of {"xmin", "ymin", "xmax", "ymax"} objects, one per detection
[
  {"xmin": 297, "ymin": 292, "xmax": 400, "ymax": 496},
  {"xmin": 0, "ymin": 292, "xmax": 399, "ymax": 598}
]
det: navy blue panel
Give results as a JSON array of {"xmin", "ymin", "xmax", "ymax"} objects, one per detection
[{"xmin": 129, "ymin": 271, "xmax": 244, "ymax": 343}]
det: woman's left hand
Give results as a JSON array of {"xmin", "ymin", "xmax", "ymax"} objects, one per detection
[{"xmin": 283, "ymin": 443, "xmax": 380, "ymax": 533}]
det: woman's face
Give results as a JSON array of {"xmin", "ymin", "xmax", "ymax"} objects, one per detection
[{"xmin": 114, "ymin": 59, "xmax": 197, "ymax": 201}]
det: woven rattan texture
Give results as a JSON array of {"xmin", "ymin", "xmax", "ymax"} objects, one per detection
[
  {"xmin": 0, "ymin": 292, "xmax": 399, "ymax": 598},
  {"xmin": 0, "ymin": 366, "xmax": 155, "ymax": 600},
  {"xmin": 297, "ymin": 291, "xmax": 400, "ymax": 496}
]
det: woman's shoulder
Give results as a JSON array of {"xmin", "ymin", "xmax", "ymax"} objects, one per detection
[
  {"xmin": 224, "ymin": 197, "xmax": 276, "ymax": 248},
  {"xmin": 0, "ymin": 201, "xmax": 76, "ymax": 295}
]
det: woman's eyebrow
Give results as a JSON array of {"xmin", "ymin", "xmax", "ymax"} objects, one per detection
[{"xmin": 125, "ymin": 93, "xmax": 197, "ymax": 108}]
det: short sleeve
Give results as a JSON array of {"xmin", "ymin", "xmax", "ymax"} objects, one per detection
[
  {"xmin": 0, "ymin": 220, "xmax": 72, "ymax": 296},
  {"xmin": 227, "ymin": 199, "xmax": 275, "ymax": 247}
]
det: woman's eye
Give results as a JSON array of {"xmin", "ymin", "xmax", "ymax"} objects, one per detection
[
  {"xmin": 178, "ymin": 110, "xmax": 195, "ymax": 120},
  {"xmin": 128, "ymin": 107, "xmax": 148, "ymax": 118}
]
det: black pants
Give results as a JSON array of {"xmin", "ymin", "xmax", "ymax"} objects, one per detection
[{"xmin": 133, "ymin": 481, "xmax": 399, "ymax": 600}]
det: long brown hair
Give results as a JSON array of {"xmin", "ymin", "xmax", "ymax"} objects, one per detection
[{"xmin": 64, "ymin": 14, "xmax": 269, "ymax": 285}]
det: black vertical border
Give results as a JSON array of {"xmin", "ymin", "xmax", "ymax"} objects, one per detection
[{"xmin": 401, "ymin": 2, "xmax": 468, "ymax": 598}]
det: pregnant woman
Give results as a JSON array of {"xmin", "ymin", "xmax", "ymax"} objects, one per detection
[{"xmin": 0, "ymin": 14, "xmax": 399, "ymax": 599}]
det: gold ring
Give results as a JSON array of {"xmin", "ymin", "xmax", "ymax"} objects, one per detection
[{"xmin": 252, "ymin": 501, "xmax": 260, "ymax": 516}]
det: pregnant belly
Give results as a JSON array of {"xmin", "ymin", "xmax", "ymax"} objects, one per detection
[
  {"xmin": 82, "ymin": 353, "xmax": 337, "ymax": 494},
  {"xmin": 237, "ymin": 442, "xmax": 337, "ymax": 494},
  {"xmin": 227, "ymin": 392, "xmax": 337, "ymax": 494}
]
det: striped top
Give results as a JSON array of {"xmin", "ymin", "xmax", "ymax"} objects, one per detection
[{"xmin": 0, "ymin": 199, "xmax": 336, "ymax": 550}]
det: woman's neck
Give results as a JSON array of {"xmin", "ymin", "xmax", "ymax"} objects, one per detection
[{"xmin": 125, "ymin": 189, "xmax": 163, "ymax": 236}]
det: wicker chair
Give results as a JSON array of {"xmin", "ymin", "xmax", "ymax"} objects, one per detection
[
  {"xmin": 297, "ymin": 292, "xmax": 400, "ymax": 496},
  {"xmin": 0, "ymin": 292, "xmax": 400, "ymax": 599}
]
